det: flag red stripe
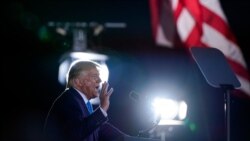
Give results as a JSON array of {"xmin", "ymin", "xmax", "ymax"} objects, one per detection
[
  {"xmin": 149, "ymin": 0, "xmax": 160, "ymax": 41},
  {"xmin": 184, "ymin": 25, "xmax": 203, "ymax": 47},
  {"xmin": 173, "ymin": 1, "xmax": 184, "ymax": 21},
  {"xmin": 202, "ymin": 6, "xmax": 237, "ymax": 43},
  {"xmin": 183, "ymin": 0, "xmax": 202, "ymax": 25},
  {"xmin": 227, "ymin": 58, "xmax": 250, "ymax": 80}
]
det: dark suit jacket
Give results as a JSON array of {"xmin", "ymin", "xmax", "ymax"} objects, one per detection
[{"xmin": 44, "ymin": 87, "xmax": 127, "ymax": 141}]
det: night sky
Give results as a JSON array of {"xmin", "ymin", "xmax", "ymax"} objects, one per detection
[{"xmin": 2, "ymin": 0, "xmax": 250, "ymax": 141}]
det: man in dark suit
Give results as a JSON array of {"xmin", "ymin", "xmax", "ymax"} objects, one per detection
[{"xmin": 44, "ymin": 60, "xmax": 127, "ymax": 141}]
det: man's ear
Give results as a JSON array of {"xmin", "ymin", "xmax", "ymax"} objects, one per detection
[
  {"xmin": 74, "ymin": 78, "xmax": 83, "ymax": 86},
  {"xmin": 73, "ymin": 78, "xmax": 78, "ymax": 86}
]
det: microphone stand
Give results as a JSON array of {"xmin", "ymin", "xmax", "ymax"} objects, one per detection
[{"xmin": 138, "ymin": 115, "xmax": 161, "ymax": 137}]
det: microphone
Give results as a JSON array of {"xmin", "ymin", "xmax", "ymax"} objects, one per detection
[{"xmin": 129, "ymin": 90, "xmax": 149, "ymax": 104}]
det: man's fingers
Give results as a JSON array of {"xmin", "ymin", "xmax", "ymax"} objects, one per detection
[
  {"xmin": 107, "ymin": 88, "xmax": 114, "ymax": 96},
  {"xmin": 100, "ymin": 81, "xmax": 113, "ymax": 97},
  {"xmin": 101, "ymin": 81, "xmax": 107, "ymax": 94},
  {"xmin": 105, "ymin": 83, "xmax": 109, "ymax": 92}
]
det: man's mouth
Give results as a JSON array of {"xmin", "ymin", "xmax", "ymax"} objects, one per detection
[{"xmin": 95, "ymin": 85, "xmax": 100, "ymax": 91}]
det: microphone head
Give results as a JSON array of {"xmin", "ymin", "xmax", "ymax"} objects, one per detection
[
  {"xmin": 129, "ymin": 90, "xmax": 140, "ymax": 103},
  {"xmin": 129, "ymin": 90, "xmax": 149, "ymax": 103}
]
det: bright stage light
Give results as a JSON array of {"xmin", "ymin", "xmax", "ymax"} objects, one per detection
[
  {"xmin": 151, "ymin": 97, "xmax": 187, "ymax": 125},
  {"xmin": 152, "ymin": 98, "xmax": 179, "ymax": 120},
  {"xmin": 178, "ymin": 101, "xmax": 187, "ymax": 120}
]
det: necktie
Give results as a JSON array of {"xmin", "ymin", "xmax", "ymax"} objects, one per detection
[{"xmin": 86, "ymin": 101, "xmax": 93, "ymax": 114}]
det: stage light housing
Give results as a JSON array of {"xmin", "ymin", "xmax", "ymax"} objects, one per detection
[{"xmin": 151, "ymin": 97, "xmax": 187, "ymax": 125}]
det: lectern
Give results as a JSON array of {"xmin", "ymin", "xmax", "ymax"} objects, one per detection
[{"xmin": 190, "ymin": 47, "xmax": 241, "ymax": 141}]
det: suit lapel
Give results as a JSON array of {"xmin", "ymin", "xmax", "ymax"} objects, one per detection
[{"xmin": 68, "ymin": 88, "xmax": 90, "ymax": 116}]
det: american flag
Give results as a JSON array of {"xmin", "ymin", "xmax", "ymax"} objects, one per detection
[{"xmin": 149, "ymin": 0, "xmax": 250, "ymax": 98}]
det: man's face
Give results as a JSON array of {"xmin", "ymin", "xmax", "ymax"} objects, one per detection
[{"xmin": 82, "ymin": 68, "xmax": 102, "ymax": 99}]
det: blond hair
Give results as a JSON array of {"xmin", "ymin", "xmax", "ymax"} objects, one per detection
[{"xmin": 66, "ymin": 60, "xmax": 100, "ymax": 88}]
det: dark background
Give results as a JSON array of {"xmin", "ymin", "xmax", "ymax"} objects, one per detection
[{"xmin": 1, "ymin": 0, "xmax": 250, "ymax": 141}]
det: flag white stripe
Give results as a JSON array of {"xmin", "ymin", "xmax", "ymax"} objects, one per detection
[
  {"xmin": 171, "ymin": 0, "xmax": 179, "ymax": 11},
  {"xmin": 177, "ymin": 8, "xmax": 195, "ymax": 41},
  {"xmin": 199, "ymin": 0, "xmax": 227, "ymax": 22},
  {"xmin": 156, "ymin": 25, "xmax": 174, "ymax": 47},
  {"xmin": 201, "ymin": 23, "xmax": 247, "ymax": 68},
  {"xmin": 237, "ymin": 75, "xmax": 250, "ymax": 96}
]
